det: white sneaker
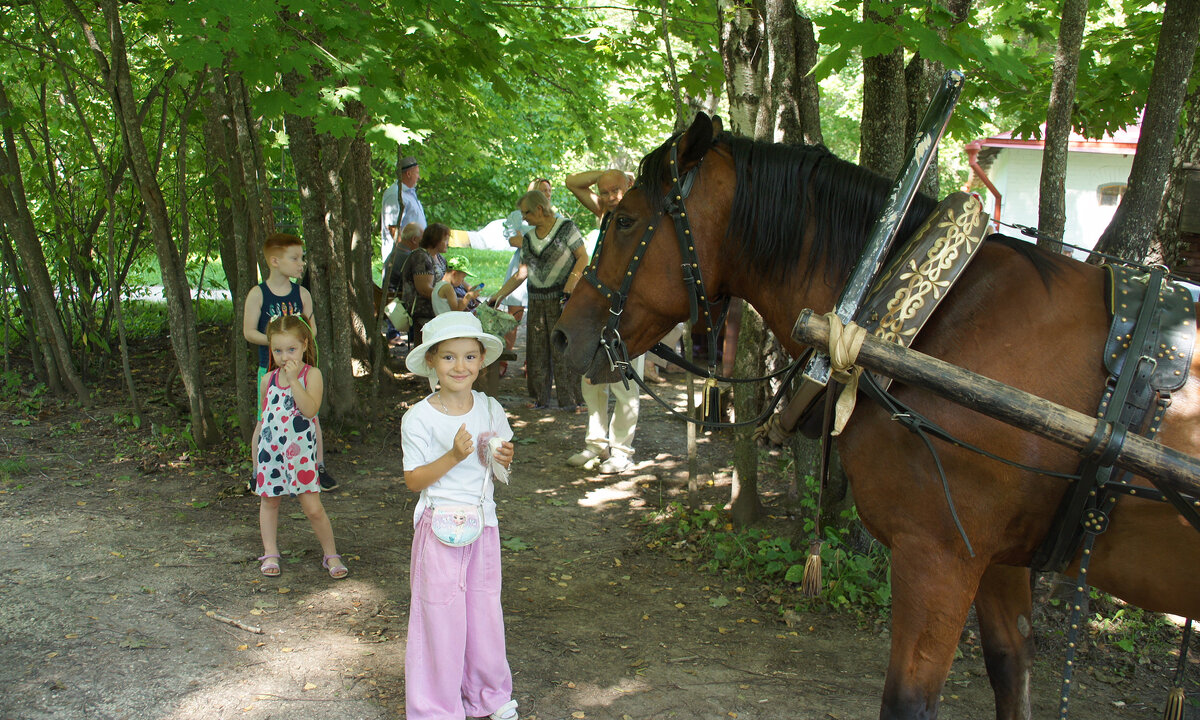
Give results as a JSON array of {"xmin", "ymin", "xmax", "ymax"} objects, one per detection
[
  {"xmin": 567, "ymin": 448, "xmax": 607, "ymax": 467},
  {"xmin": 599, "ymin": 454, "xmax": 634, "ymax": 474},
  {"xmin": 490, "ymin": 699, "xmax": 518, "ymax": 720}
]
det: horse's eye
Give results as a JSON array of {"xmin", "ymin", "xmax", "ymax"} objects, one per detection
[{"xmin": 615, "ymin": 214, "xmax": 635, "ymax": 230}]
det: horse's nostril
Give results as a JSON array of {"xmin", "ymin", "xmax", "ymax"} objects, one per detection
[{"xmin": 551, "ymin": 328, "xmax": 568, "ymax": 354}]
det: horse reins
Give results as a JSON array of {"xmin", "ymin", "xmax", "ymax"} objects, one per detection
[{"xmin": 580, "ymin": 138, "xmax": 808, "ymax": 428}]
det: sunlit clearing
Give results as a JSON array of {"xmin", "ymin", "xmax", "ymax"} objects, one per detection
[
  {"xmin": 567, "ymin": 677, "xmax": 653, "ymax": 708},
  {"xmin": 578, "ymin": 475, "xmax": 656, "ymax": 509},
  {"xmin": 164, "ymin": 581, "xmax": 402, "ymax": 719}
]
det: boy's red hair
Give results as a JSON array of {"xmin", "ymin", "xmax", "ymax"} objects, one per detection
[{"xmin": 263, "ymin": 232, "xmax": 303, "ymax": 261}]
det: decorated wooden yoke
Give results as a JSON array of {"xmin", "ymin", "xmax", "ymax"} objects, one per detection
[
  {"xmin": 757, "ymin": 190, "xmax": 990, "ymax": 444},
  {"xmin": 857, "ymin": 191, "xmax": 988, "ymax": 381}
]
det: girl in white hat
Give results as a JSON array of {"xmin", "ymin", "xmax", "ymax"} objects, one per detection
[{"xmin": 400, "ymin": 312, "xmax": 519, "ymax": 720}]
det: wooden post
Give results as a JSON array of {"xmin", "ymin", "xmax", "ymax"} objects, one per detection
[{"xmin": 791, "ymin": 309, "xmax": 1200, "ymax": 498}]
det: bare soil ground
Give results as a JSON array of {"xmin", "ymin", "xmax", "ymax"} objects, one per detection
[{"xmin": 0, "ymin": 326, "xmax": 1196, "ymax": 720}]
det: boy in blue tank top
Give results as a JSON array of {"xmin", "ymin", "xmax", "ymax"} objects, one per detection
[{"xmin": 242, "ymin": 233, "xmax": 337, "ymax": 490}]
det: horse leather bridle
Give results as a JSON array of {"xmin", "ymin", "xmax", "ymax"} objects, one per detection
[{"xmin": 578, "ymin": 137, "xmax": 805, "ymax": 427}]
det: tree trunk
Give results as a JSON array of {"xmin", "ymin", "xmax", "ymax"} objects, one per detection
[
  {"xmin": 1094, "ymin": 0, "xmax": 1200, "ymax": 262},
  {"xmin": 1037, "ymin": 0, "xmax": 1088, "ymax": 255},
  {"xmin": 860, "ymin": 0, "xmax": 907, "ymax": 176},
  {"xmin": 730, "ymin": 302, "xmax": 766, "ymax": 526},
  {"xmin": 764, "ymin": 0, "xmax": 801, "ymax": 143},
  {"xmin": 77, "ymin": 0, "xmax": 217, "ymax": 444},
  {"xmin": 1156, "ymin": 84, "xmax": 1199, "ymax": 268},
  {"xmin": 107, "ymin": 198, "xmax": 143, "ymax": 425},
  {"xmin": 317, "ymin": 132, "xmax": 359, "ymax": 417},
  {"xmin": 345, "ymin": 104, "xmax": 376, "ymax": 368},
  {"xmin": 719, "ymin": 0, "xmax": 766, "ymax": 137},
  {"xmin": 904, "ymin": 54, "xmax": 940, "ymax": 197},
  {"xmin": 0, "ymin": 79, "xmax": 90, "ymax": 403},
  {"xmin": 285, "ymin": 110, "xmax": 332, "ymax": 367},
  {"xmin": 0, "ymin": 225, "xmax": 58, "ymax": 389},
  {"xmin": 760, "ymin": 0, "xmax": 822, "ymax": 145},
  {"xmin": 794, "ymin": 13, "xmax": 824, "ymax": 146},
  {"xmin": 202, "ymin": 66, "xmax": 258, "ymax": 440},
  {"xmin": 282, "ymin": 74, "xmax": 358, "ymax": 419}
]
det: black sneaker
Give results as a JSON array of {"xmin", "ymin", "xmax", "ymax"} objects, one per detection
[{"xmin": 318, "ymin": 465, "xmax": 338, "ymax": 491}]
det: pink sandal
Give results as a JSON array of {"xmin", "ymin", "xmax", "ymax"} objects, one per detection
[
  {"xmin": 322, "ymin": 554, "xmax": 348, "ymax": 579},
  {"xmin": 258, "ymin": 554, "xmax": 281, "ymax": 577}
]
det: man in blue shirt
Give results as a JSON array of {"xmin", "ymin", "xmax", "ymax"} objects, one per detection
[
  {"xmin": 398, "ymin": 156, "xmax": 426, "ymax": 233},
  {"xmin": 380, "ymin": 156, "xmax": 427, "ymax": 270}
]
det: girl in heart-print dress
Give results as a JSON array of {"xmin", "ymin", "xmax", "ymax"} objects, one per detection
[
  {"xmin": 256, "ymin": 366, "xmax": 318, "ymax": 495},
  {"xmin": 251, "ymin": 316, "xmax": 348, "ymax": 580}
]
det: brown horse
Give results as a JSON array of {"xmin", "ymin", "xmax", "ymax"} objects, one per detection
[{"xmin": 553, "ymin": 113, "xmax": 1200, "ymax": 719}]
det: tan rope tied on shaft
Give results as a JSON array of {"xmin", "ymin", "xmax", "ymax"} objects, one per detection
[{"xmin": 823, "ymin": 312, "xmax": 866, "ymax": 436}]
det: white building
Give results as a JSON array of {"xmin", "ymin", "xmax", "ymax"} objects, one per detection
[{"xmin": 964, "ymin": 124, "xmax": 1138, "ymax": 260}]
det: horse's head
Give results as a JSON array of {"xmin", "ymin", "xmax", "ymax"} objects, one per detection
[{"xmin": 553, "ymin": 113, "xmax": 733, "ymax": 380}]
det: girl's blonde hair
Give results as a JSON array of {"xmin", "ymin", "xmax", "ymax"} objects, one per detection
[{"xmin": 265, "ymin": 315, "xmax": 317, "ymax": 369}]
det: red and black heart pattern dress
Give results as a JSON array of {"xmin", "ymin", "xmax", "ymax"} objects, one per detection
[{"xmin": 255, "ymin": 365, "xmax": 319, "ymax": 496}]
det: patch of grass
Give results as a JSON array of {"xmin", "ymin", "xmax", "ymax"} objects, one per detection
[
  {"xmin": 445, "ymin": 247, "xmax": 512, "ymax": 292},
  {"xmin": 371, "ymin": 247, "xmax": 513, "ymax": 293},
  {"xmin": 122, "ymin": 298, "xmax": 234, "ymax": 340},
  {"xmin": 0, "ymin": 457, "xmax": 29, "ymax": 483},
  {"xmin": 644, "ymin": 502, "xmax": 892, "ymax": 614}
]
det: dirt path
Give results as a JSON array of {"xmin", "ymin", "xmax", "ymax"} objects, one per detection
[{"xmin": 0, "ymin": 341, "xmax": 1193, "ymax": 719}]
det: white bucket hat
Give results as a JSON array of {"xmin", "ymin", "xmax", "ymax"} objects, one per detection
[{"xmin": 406, "ymin": 311, "xmax": 504, "ymax": 391}]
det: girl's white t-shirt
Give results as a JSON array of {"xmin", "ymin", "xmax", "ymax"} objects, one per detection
[
  {"xmin": 431, "ymin": 280, "xmax": 454, "ymax": 315},
  {"xmin": 401, "ymin": 390, "xmax": 513, "ymax": 526}
]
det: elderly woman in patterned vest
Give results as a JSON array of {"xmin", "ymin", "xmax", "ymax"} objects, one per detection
[{"xmin": 489, "ymin": 190, "xmax": 588, "ymax": 411}]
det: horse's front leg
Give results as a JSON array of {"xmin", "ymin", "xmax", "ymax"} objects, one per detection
[
  {"xmin": 974, "ymin": 564, "xmax": 1034, "ymax": 720},
  {"xmin": 881, "ymin": 542, "xmax": 982, "ymax": 720}
]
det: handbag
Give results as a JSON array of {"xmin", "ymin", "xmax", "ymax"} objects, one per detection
[
  {"xmin": 425, "ymin": 398, "xmax": 501, "ymax": 547},
  {"xmin": 428, "ymin": 500, "xmax": 485, "ymax": 547},
  {"xmin": 386, "ymin": 299, "xmax": 413, "ymax": 331},
  {"xmin": 388, "ymin": 253, "xmax": 422, "ymax": 331}
]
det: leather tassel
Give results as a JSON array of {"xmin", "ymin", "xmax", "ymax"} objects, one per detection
[
  {"xmin": 801, "ymin": 540, "xmax": 823, "ymax": 598},
  {"xmin": 1162, "ymin": 687, "xmax": 1184, "ymax": 720}
]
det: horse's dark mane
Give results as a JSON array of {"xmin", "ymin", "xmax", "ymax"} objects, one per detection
[
  {"xmin": 636, "ymin": 132, "xmax": 940, "ymax": 284},
  {"xmin": 635, "ymin": 130, "xmax": 685, "ymax": 219},
  {"xmin": 984, "ymin": 232, "xmax": 1064, "ymax": 288}
]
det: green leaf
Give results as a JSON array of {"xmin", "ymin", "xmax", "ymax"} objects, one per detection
[{"xmin": 501, "ymin": 536, "xmax": 531, "ymax": 552}]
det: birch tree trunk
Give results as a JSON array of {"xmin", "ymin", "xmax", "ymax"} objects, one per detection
[{"xmin": 719, "ymin": 0, "xmax": 765, "ymax": 137}]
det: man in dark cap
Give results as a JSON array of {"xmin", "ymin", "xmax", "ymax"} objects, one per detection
[
  {"xmin": 398, "ymin": 156, "xmax": 426, "ymax": 233},
  {"xmin": 380, "ymin": 155, "xmax": 427, "ymax": 268}
]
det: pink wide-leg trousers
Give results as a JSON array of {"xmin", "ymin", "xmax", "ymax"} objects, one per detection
[{"xmin": 406, "ymin": 512, "xmax": 512, "ymax": 720}]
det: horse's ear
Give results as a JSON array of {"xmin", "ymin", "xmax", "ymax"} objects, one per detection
[{"xmin": 678, "ymin": 112, "xmax": 713, "ymax": 169}]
